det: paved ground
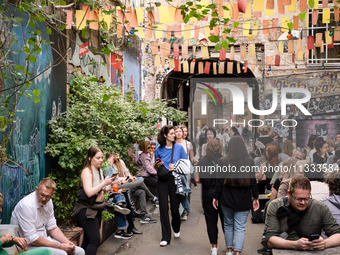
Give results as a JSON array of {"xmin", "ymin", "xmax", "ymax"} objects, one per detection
[{"xmin": 98, "ymin": 184, "xmax": 264, "ymax": 255}]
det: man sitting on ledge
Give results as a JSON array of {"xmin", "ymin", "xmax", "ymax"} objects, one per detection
[
  {"xmin": 10, "ymin": 178, "xmax": 85, "ymax": 255},
  {"xmin": 262, "ymin": 175, "xmax": 340, "ymax": 251}
]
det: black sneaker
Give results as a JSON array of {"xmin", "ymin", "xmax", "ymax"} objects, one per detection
[
  {"xmin": 114, "ymin": 231, "xmax": 132, "ymax": 239},
  {"xmin": 140, "ymin": 214, "xmax": 157, "ymax": 223}
]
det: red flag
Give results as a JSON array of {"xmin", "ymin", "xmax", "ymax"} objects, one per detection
[
  {"xmin": 275, "ymin": 55, "xmax": 280, "ymax": 66},
  {"xmin": 238, "ymin": 0, "xmax": 247, "ymax": 13},
  {"xmin": 219, "ymin": 48, "xmax": 226, "ymax": 60},
  {"xmin": 307, "ymin": 36, "xmax": 314, "ymax": 50},
  {"xmin": 204, "ymin": 62, "xmax": 211, "ymax": 74}
]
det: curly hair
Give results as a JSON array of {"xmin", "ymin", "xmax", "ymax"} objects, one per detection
[
  {"xmin": 326, "ymin": 171, "xmax": 340, "ymax": 196},
  {"xmin": 157, "ymin": 125, "xmax": 174, "ymax": 147},
  {"xmin": 205, "ymin": 138, "xmax": 223, "ymax": 160}
]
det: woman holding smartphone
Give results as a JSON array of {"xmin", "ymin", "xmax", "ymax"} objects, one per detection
[
  {"xmin": 155, "ymin": 125, "xmax": 188, "ymax": 247},
  {"xmin": 74, "ymin": 146, "xmax": 114, "ymax": 255}
]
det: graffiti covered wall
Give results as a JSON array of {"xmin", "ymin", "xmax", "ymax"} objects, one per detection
[{"xmin": 0, "ymin": 8, "xmax": 67, "ymax": 223}]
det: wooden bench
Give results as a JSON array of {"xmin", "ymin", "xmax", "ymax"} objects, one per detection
[{"xmin": 272, "ymin": 247, "xmax": 340, "ymax": 255}]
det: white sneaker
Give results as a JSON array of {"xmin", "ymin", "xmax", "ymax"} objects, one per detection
[
  {"xmin": 211, "ymin": 247, "xmax": 218, "ymax": 255},
  {"xmin": 226, "ymin": 251, "xmax": 233, "ymax": 255},
  {"xmin": 174, "ymin": 232, "xmax": 180, "ymax": 238},
  {"xmin": 160, "ymin": 241, "xmax": 168, "ymax": 247},
  {"xmin": 181, "ymin": 215, "xmax": 188, "ymax": 221}
]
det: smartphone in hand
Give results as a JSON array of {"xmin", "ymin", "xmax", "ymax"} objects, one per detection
[{"xmin": 308, "ymin": 234, "xmax": 320, "ymax": 241}]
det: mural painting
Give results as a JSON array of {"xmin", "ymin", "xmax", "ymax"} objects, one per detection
[{"xmin": 0, "ymin": 8, "xmax": 67, "ymax": 223}]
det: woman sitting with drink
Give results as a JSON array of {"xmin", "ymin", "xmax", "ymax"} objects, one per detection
[{"xmin": 106, "ymin": 151, "xmax": 158, "ymax": 224}]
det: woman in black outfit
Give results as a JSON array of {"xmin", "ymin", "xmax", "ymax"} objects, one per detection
[
  {"xmin": 195, "ymin": 138, "xmax": 224, "ymax": 255},
  {"xmin": 213, "ymin": 136, "xmax": 259, "ymax": 255}
]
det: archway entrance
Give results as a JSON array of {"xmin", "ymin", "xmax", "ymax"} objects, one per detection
[{"xmin": 161, "ymin": 59, "xmax": 259, "ymax": 149}]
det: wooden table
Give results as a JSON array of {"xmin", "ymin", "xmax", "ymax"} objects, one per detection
[{"xmin": 272, "ymin": 247, "xmax": 340, "ymax": 254}]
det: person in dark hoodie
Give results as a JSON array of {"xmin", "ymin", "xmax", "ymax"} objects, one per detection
[{"xmin": 323, "ymin": 171, "xmax": 340, "ymax": 227}]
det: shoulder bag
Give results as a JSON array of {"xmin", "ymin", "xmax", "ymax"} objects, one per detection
[{"xmin": 157, "ymin": 145, "xmax": 174, "ymax": 181}]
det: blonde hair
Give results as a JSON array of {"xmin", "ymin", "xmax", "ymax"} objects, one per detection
[
  {"xmin": 139, "ymin": 140, "xmax": 151, "ymax": 154},
  {"xmin": 39, "ymin": 178, "xmax": 56, "ymax": 190}
]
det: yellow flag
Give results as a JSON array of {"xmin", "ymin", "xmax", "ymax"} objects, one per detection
[
  {"xmin": 136, "ymin": 7, "xmax": 144, "ymax": 23},
  {"xmin": 158, "ymin": 6, "xmax": 170, "ymax": 25},
  {"xmin": 169, "ymin": 58, "xmax": 174, "ymax": 69},
  {"xmin": 183, "ymin": 61, "xmax": 189, "ymax": 73},
  {"xmin": 248, "ymin": 44, "xmax": 256, "ymax": 59},
  {"xmin": 184, "ymin": 25, "xmax": 191, "ymax": 39},
  {"xmin": 278, "ymin": 41, "xmax": 284, "ymax": 55},
  {"xmin": 281, "ymin": 17, "xmax": 290, "ymax": 31},
  {"xmin": 323, "ymin": 9, "xmax": 330, "ymax": 23},
  {"xmin": 254, "ymin": 0, "xmax": 265, "ymax": 12},
  {"xmin": 288, "ymin": 0, "xmax": 296, "ymax": 13},
  {"xmin": 154, "ymin": 55, "xmax": 160, "ymax": 67},
  {"xmin": 137, "ymin": 26, "xmax": 145, "ymax": 38},
  {"xmin": 76, "ymin": 10, "xmax": 86, "ymax": 30},
  {"xmin": 204, "ymin": 26, "xmax": 210, "ymax": 39},
  {"xmin": 223, "ymin": 4, "xmax": 232, "ymax": 19},
  {"xmin": 243, "ymin": 22, "xmax": 250, "ymax": 36},
  {"xmin": 155, "ymin": 26, "xmax": 163, "ymax": 39},
  {"xmin": 265, "ymin": 9, "xmax": 274, "ymax": 16},
  {"xmin": 325, "ymin": 31, "xmax": 332, "ymax": 44},
  {"xmin": 201, "ymin": 46, "xmax": 209, "ymax": 60},
  {"xmin": 244, "ymin": 3, "xmax": 252, "ymax": 19},
  {"xmin": 297, "ymin": 50, "xmax": 304, "ymax": 60}
]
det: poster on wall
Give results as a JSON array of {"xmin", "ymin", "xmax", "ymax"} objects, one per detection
[{"xmin": 190, "ymin": 73, "xmax": 340, "ymax": 181}]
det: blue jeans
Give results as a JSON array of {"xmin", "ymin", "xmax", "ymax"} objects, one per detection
[
  {"xmin": 108, "ymin": 194, "xmax": 127, "ymax": 230},
  {"xmin": 222, "ymin": 206, "xmax": 249, "ymax": 252}
]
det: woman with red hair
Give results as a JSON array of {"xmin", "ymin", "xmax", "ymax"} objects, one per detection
[{"xmin": 256, "ymin": 144, "xmax": 279, "ymax": 193}]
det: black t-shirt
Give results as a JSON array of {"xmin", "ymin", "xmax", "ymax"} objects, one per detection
[{"xmin": 273, "ymin": 178, "xmax": 281, "ymax": 191}]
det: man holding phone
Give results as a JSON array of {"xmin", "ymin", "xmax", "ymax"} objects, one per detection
[{"xmin": 262, "ymin": 176, "xmax": 340, "ymax": 251}]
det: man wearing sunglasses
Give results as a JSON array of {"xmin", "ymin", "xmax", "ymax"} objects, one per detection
[{"xmin": 262, "ymin": 176, "xmax": 340, "ymax": 251}]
